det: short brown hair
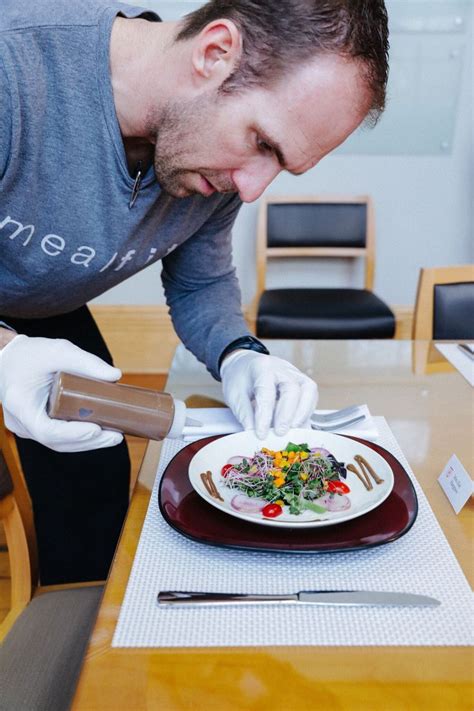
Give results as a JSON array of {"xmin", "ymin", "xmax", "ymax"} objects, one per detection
[{"xmin": 176, "ymin": 0, "xmax": 389, "ymax": 124}]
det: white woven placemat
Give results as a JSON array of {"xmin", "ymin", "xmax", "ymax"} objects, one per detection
[{"xmin": 112, "ymin": 418, "xmax": 473, "ymax": 647}]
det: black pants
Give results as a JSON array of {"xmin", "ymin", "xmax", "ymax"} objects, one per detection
[{"xmin": 0, "ymin": 306, "xmax": 130, "ymax": 585}]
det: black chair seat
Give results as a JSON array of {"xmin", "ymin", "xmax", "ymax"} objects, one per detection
[{"xmin": 257, "ymin": 288, "xmax": 395, "ymax": 339}]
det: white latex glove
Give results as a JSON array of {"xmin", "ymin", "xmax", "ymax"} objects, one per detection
[
  {"xmin": 220, "ymin": 350, "xmax": 318, "ymax": 439},
  {"xmin": 0, "ymin": 334, "xmax": 124, "ymax": 452}
]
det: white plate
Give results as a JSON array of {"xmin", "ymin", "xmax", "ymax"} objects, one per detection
[{"xmin": 189, "ymin": 429, "xmax": 394, "ymax": 528}]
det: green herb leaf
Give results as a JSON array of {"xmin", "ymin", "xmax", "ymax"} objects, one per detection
[
  {"xmin": 285, "ymin": 442, "xmax": 310, "ymax": 453},
  {"xmin": 304, "ymin": 501, "xmax": 327, "ymax": 514}
]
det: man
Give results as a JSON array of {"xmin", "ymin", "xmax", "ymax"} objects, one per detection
[{"xmin": 0, "ymin": 0, "xmax": 389, "ymax": 584}]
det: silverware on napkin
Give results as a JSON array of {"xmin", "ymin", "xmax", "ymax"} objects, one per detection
[
  {"xmin": 311, "ymin": 414, "xmax": 366, "ymax": 431},
  {"xmin": 457, "ymin": 343, "xmax": 474, "ymax": 361},
  {"xmin": 310, "ymin": 405, "xmax": 362, "ymax": 425},
  {"xmin": 157, "ymin": 590, "xmax": 440, "ymax": 607}
]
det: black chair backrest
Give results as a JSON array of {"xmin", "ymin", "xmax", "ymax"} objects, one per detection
[
  {"xmin": 433, "ymin": 282, "xmax": 474, "ymax": 339},
  {"xmin": 267, "ymin": 202, "xmax": 367, "ymax": 248}
]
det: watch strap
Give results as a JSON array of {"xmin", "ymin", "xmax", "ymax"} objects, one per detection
[{"xmin": 218, "ymin": 336, "xmax": 269, "ymax": 371}]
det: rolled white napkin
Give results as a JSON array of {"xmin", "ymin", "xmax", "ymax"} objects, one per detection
[{"xmin": 182, "ymin": 405, "xmax": 378, "ymax": 442}]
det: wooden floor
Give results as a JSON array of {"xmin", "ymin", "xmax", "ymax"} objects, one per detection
[{"xmin": 0, "ymin": 373, "xmax": 167, "ymax": 628}]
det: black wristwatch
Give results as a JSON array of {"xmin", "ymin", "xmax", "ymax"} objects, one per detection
[{"xmin": 218, "ymin": 336, "xmax": 270, "ymax": 371}]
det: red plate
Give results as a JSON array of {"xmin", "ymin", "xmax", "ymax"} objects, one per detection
[{"xmin": 158, "ymin": 435, "xmax": 418, "ymax": 553}]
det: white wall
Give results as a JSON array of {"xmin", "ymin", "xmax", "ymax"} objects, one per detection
[{"xmin": 93, "ymin": 0, "xmax": 473, "ymax": 309}]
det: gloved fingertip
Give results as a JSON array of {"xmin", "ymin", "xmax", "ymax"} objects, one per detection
[
  {"xmin": 239, "ymin": 417, "xmax": 254, "ymax": 431},
  {"xmin": 79, "ymin": 431, "xmax": 123, "ymax": 451},
  {"xmin": 101, "ymin": 366, "xmax": 122, "ymax": 382},
  {"xmin": 274, "ymin": 424, "xmax": 290, "ymax": 436},
  {"xmin": 83, "ymin": 424, "xmax": 102, "ymax": 438},
  {"xmin": 92, "ymin": 427, "xmax": 123, "ymax": 442}
]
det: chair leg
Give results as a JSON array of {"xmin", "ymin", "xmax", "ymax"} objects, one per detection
[
  {"xmin": 0, "ymin": 412, "xmax": 39, "ymax": 589},
  {"xmin": 0, "ymin": 496, "xmax": 32, "ymax": 642}
]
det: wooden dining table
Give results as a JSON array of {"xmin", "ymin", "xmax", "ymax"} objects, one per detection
[{"xmin": 71, "ymin": 340, "xmax": 473, "ymax": 711}]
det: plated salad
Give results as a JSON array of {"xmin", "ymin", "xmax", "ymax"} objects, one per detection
[{"xmin": 220, "ymin": 442, "xmax": 351, "ymax": 519}]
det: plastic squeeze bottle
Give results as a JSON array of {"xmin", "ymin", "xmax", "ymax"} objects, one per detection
[{"xmin": 47, "ymin": 372, "xmax": 193, "ymax": 440}]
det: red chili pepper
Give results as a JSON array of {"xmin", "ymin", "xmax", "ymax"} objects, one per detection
[
  {"xmin": 221, "ymin": 464, "xmax": 233, "ymax": 477},
  {"xmin": 262, "ymin": 503, "xmax": 283, "ymax": 518},
  {"xmin": 326, "ymin": 480, "xmax": 351, "ymax": 494}
]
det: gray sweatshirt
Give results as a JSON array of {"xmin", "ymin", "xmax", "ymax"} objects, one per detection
[{"xmin": 0, "ymin": 0, "xmax": 252, "ymax": 378}]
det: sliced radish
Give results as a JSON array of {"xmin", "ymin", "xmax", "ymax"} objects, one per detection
[
  {"xmin": 314, "ymin": 494, "xmax": 351, "ymax": 511},
  {"xmin": 310, "ymin": 447, "xmax": 331, "ymax": 457},
  {"xmin": 230, "ymin": 494, "xmax": 265, "ymax": 513},
  {"xmin": 227, "ymin": 455, "xmax": 246, "ymax": 467}
]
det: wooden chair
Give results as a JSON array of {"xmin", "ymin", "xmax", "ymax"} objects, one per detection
[
  {"xmin": 412, "ymin": 265, "xmax": 474, "ymax": 375},
  {"xmin": 412, "ymin": 265, "xmax": 474, "ymax": 340},
  {"xmin": 0, "ymin": 414, "xmax": 39, "ymax": 641},
  {"xmin": 0, "ymin": 412, "xmax": 103, "ymax": 711},
  {"xmin": 253, "ymin": 195, "xmax": 395, "ymax": 339}
]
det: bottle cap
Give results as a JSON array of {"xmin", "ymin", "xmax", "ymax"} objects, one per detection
[{"xmin": 167, "ymin": 398, "xmax": 186, "ymax": 439}]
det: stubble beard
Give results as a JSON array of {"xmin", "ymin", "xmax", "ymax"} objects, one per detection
[{"xmin": 147, "ymin": 94, "xmax": 236, "ymax": 198}]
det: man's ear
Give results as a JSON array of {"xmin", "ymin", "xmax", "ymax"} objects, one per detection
[{"xmin": 190, "ymin": 19, "xmax": 242, "ymax": 87}]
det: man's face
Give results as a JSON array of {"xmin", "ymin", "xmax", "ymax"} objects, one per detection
[{"xmin": 148, "ymin": 54, "xmax": 371, "ymax": 202}]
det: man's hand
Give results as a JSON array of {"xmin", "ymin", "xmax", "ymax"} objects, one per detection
[
  {"xmin": 220, "ymin": 350, "xmax": 318, "ymax": 439},
  {"xmin": 0, "ymin": 334, "xmax": 124, "ymax": 452}
]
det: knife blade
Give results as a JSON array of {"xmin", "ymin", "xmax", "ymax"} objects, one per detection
[{"xmin": 157, "ymin": 590, "xmax": 440, "ymax": 607}]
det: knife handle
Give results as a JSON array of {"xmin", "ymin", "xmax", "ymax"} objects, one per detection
[{"xmin": 157, "ymin": 591, "xmax": 298, "ymax": 605}]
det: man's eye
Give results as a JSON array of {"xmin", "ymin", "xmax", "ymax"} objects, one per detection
[{"xmin": 257, "ymin": 137, "xmax": 273, "ymax": 154}]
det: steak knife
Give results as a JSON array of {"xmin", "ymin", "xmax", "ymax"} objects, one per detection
[{"xmin": 157, "ymin": 590, "xmax": 440, "ymax": 607}]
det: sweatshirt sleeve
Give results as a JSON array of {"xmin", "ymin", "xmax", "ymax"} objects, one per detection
[
  {"xmin": 0, "ymin": 58, "xmax": 12, "ymax": 180},
  {"xmin": 161, "ymin": 193, "xmax": 253, "ymax": 380}
]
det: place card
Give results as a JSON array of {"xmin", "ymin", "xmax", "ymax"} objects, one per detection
[{"xmin": 438, "ymin": 454, "xmax": 473, "ymax": 514}]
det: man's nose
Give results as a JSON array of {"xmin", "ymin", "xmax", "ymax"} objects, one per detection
[{"xmin": 231, "ymin": 162, "xmax": 281, "ymax": 203}]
